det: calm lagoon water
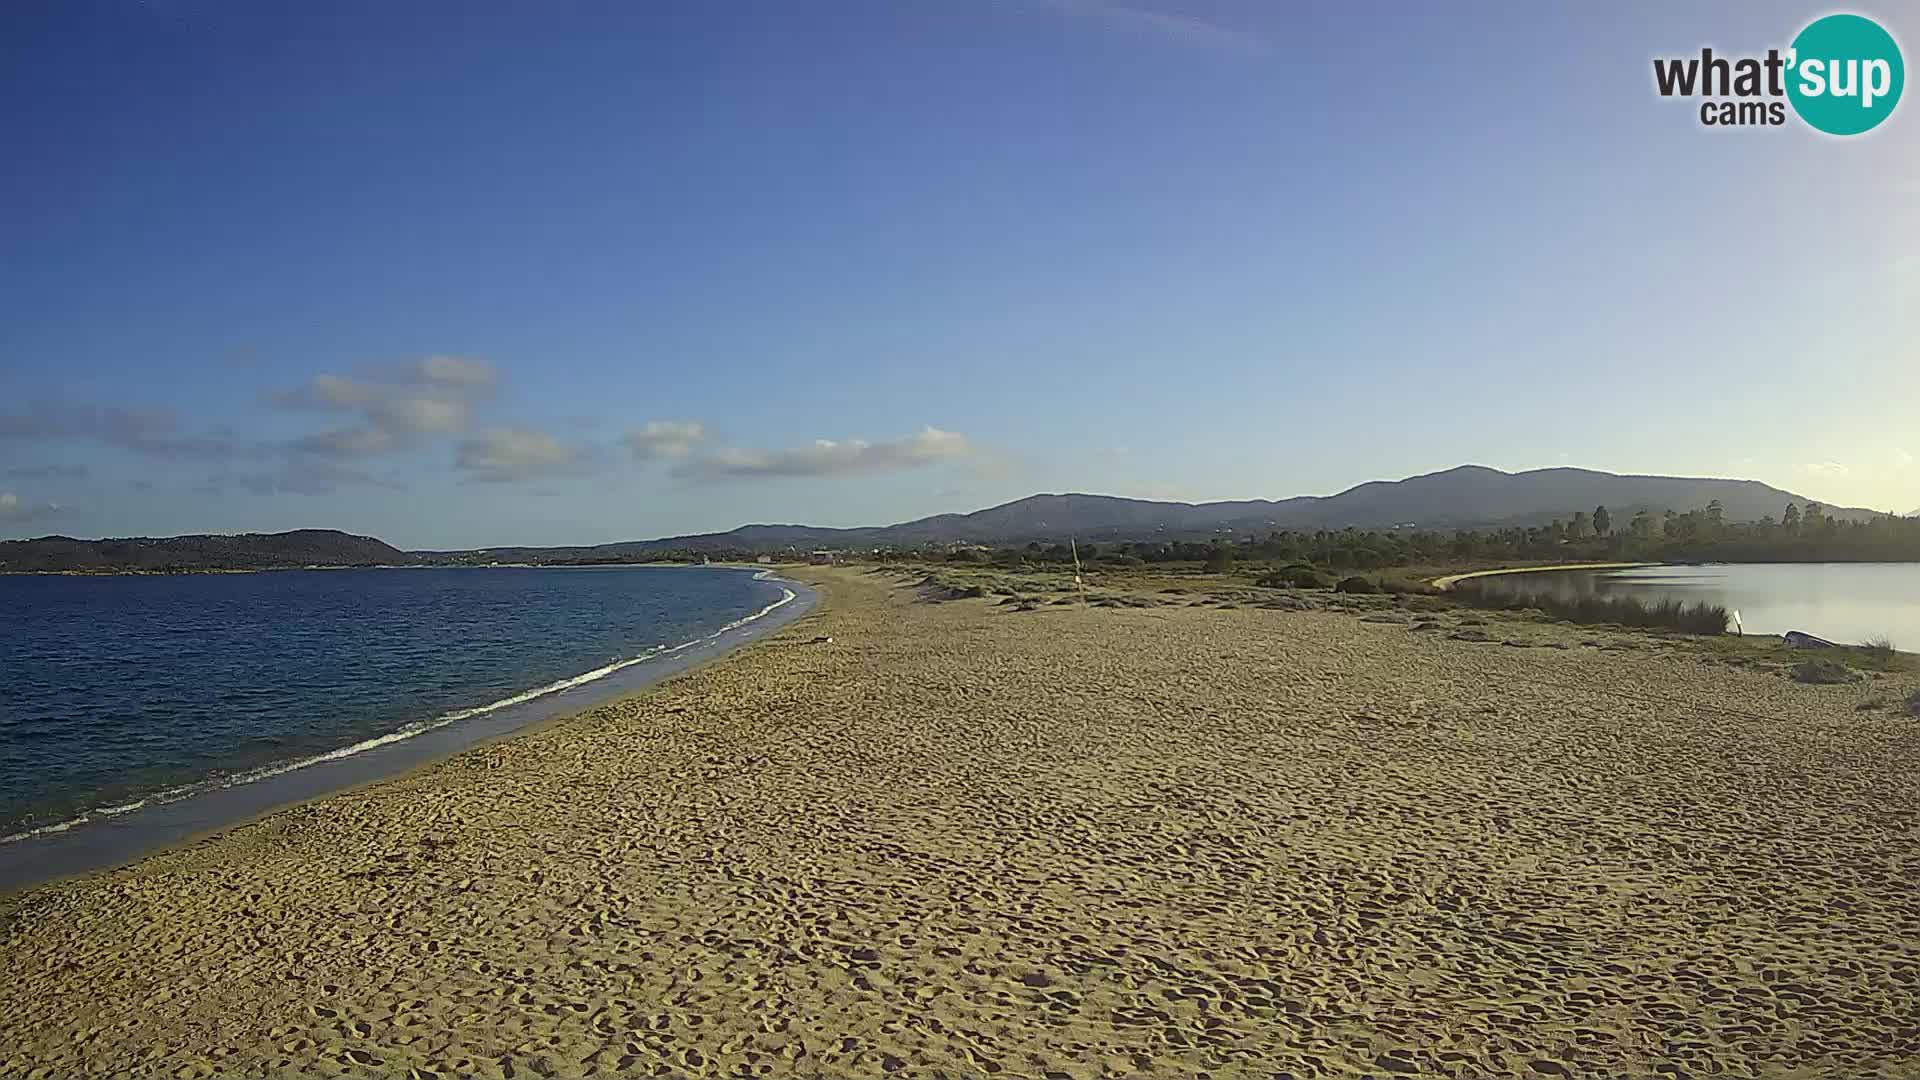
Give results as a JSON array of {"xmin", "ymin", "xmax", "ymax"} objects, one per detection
[
  {"xmin": 1468, "ymin": 563, "xmax": 1920, "ymax": 649},
  {"xmin": 0, "ymin": 566, "xmax": 803, "ymax": 846}
]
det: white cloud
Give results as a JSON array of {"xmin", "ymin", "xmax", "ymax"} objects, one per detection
[
  {"xmin": 456, "ymin": 427, "xmax": 575, "ymax": 483},
  {"xmin": 280, "ymin": 374, "xmax": 376, "ymax": 409},
  {"xmin": 274, "ymin": 356, "xmax": 496, "ymax": 457},
  {"xmin": 676, "ymin": 426, "xmax": 970, "ymax": 480},
  {"xmin": 369, "ymin": 396, "xmax": 468, "ymax": 434},
  {"xmin": 414, "ymin": 355, "xmax": 498, "ymax": 392},
  {"xmin": 624, "ymin": 420, "xmax": 706, "ymax": 460}
]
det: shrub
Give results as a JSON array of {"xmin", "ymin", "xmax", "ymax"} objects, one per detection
[
  {"xmin": 1257, "ymin": 564, "xmax": 1326, "ymax": 589},
  {"xmin": 1203, "ymin": 547, "xmax": 1235, "ymax": 572},
  {"xmin": 1907, "ymin": 689, "xmax": 1920, "ymax": 717},
  {"xmin": 1334, "ymin": 576, "xmax": 1380, "ymax": 594},
  {"xmin": 1451, "ymin": 582, "xmax": 1727, "ymax": 635},
  {"xmin": 1792, "ymin": 659, "xmax": 1860, "ymax": 685},
  {"xmin": 1861, "ymin": 636, "xmax": 1897, "ymax": 663}
]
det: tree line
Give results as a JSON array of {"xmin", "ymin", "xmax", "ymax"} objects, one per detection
[{"xmin": 935, "ymin": 501, "xmax": 1920, "ymax": 571}]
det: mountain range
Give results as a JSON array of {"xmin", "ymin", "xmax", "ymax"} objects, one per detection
[{"xmin": 0, "ymin": 465, "xmax": 1879, "ymax": 572}]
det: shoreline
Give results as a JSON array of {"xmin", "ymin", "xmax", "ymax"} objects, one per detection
[
  {"xmin": 0, "ymin": 569, "xmax": 819, "ymax": 896},
  {"xmin": 4, "ymin": 567, "xmax": 1915, "ymax": 1078},
  {"xmin": 1430, "ymin": 560, "xmax": 1658, "ymax": 591},
  {"xmin": 0, "ymin": 560, "xmax": 739, "ymax": 576}
]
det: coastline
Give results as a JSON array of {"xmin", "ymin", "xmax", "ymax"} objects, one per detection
[
  {"xmin": 4, "ymin": 567, "xmax": 1915, "ymax": 1078},
  {"xmin": 1430, "ymin": 560, "xmax": 1658, "ymax": 591},
  {"xmin": 0, "ymin": 568, "xmax": 817, "ymax": 895}
]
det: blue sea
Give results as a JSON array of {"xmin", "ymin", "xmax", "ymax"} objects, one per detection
[{"xmin": 0, "ymin": 566, "xmax": 801, "ymax": 847}]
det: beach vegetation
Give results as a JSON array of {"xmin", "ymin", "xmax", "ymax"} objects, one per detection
[
  {"xmin": 1791, "ymin": 658, "xmax": 1861, "ymax": 684},
  {"xmin": 1451, "ymin": 581, "xmax": 1729, "ymax": 635},
  {"xmin": 1256, "ymin": 563, "xmax": 1326, "ymax": 589}
]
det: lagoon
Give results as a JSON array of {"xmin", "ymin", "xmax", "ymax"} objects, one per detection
[{"xmin": 1466, "ymin": 562, "xmax": 1920, "ymax": 649}]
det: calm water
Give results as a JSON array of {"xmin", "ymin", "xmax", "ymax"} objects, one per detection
[
  {"xmin": 0, "ymin": 566, "xmax": 797, "ymax": 842},
  {"xmin": 1469, "ymin": 563, "xmax": 1920, "ymax": 648}
]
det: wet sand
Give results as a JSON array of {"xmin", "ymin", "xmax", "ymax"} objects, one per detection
[{"xmin": 3, "ymin": 568, "xmax": 1917, "ymax": 1078}]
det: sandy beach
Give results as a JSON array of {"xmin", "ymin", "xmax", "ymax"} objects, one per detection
[{"xmin": 4, "ymin": 567, "xmax": 1918, "ymax": 1079}]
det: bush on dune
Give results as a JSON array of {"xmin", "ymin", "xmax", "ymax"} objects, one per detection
[
  {"xmin": 1861, "ymin": 636, "xmax": 1897, "ymax": 664},
  {"xmin": 1257, "ymin": 563, "xmax": 1327, "ymax": 589},
  {"xmin": 1792, "ymin": 659, "xmax": 1860, "ymax": 685}
]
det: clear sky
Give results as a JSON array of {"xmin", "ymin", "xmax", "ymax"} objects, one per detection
[{"xmin": 3, "ymin": 1, "xmax": 1915, "ymax": 547}]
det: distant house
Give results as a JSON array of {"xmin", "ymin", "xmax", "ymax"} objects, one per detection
[
  {"xmin": 808, "ymin": 549, "xmax": 836, "ymax": 564},
  {"xmin": 756, "ymin": 554, "xmax": 774, "ymax": 565}
]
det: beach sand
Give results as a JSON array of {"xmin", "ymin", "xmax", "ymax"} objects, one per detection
[{"xmin": 3, "ymin": 568, "xmax": 1917, "ymax": 1078}]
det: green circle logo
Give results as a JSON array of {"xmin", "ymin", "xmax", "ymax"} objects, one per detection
[{"xmin": 1787, "ymin": 14, "xmax": 1904, "ymax": 135}]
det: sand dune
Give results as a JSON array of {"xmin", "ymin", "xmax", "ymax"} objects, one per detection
[{"xmin": 4, "ymin": 568, "xmax": 1918, "ymax": 1078}]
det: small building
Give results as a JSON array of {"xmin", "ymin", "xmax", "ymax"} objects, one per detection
[
  {"xmin": 756, "ymin": 554, "xmax": 774, "ymax": 565},
  {"xmin": 808, "ymin": 549, "xmax": 835, "ymax": 565}
]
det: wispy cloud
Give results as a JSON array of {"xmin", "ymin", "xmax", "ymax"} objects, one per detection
[
  {"xmin": 675, "ymin": 426, "xmax": 971, "ymax": 480},
  {"xmin": 0, "ymin": 491, "xmax": 64, "ymax": 524},
  {"xmin": 0, "ymin": 402, "xmax": 236, "ymax": 460},
  {"xmin": 623, "ymin": 420, "xmax": 706, "ymax": 460},
  {"xmin": 1795, "ymin": 461, "xmax": 1850, "ymax": 477},
  {"xmin": 1041, "ymin": 0, "xmax": 1269, "ymax": 54},
  {"xmin": 206, "ymin": 459, "xmax": 402, "ymax": 497},
  {"xmin": 4, "ymin": 463, "xmax": 89, "ymax": 480},
  {"xmin": 294, "ymin": 427, "xmax": 400, "ymax": 457},
  {"xmin": 455, "ymin": 427, "xmax": 577, "ymax": 483}
]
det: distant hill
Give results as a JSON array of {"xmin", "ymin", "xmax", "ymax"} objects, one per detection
[
  {"xmin": 5, "ymin": 467, "xmax": 1876, "ymax": 570},
  {"xmin": 435, "ymin": 465, "xmax": 1878, "ymax": 559},
  {"xmin": 0, "ymin": 529, "xmax": 408, "ymax": 573}
]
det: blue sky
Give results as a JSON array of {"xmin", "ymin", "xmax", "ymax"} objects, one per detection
[{"xmin": 3, "ymin": 1, "xmax": 1915, "ymax": 547}]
